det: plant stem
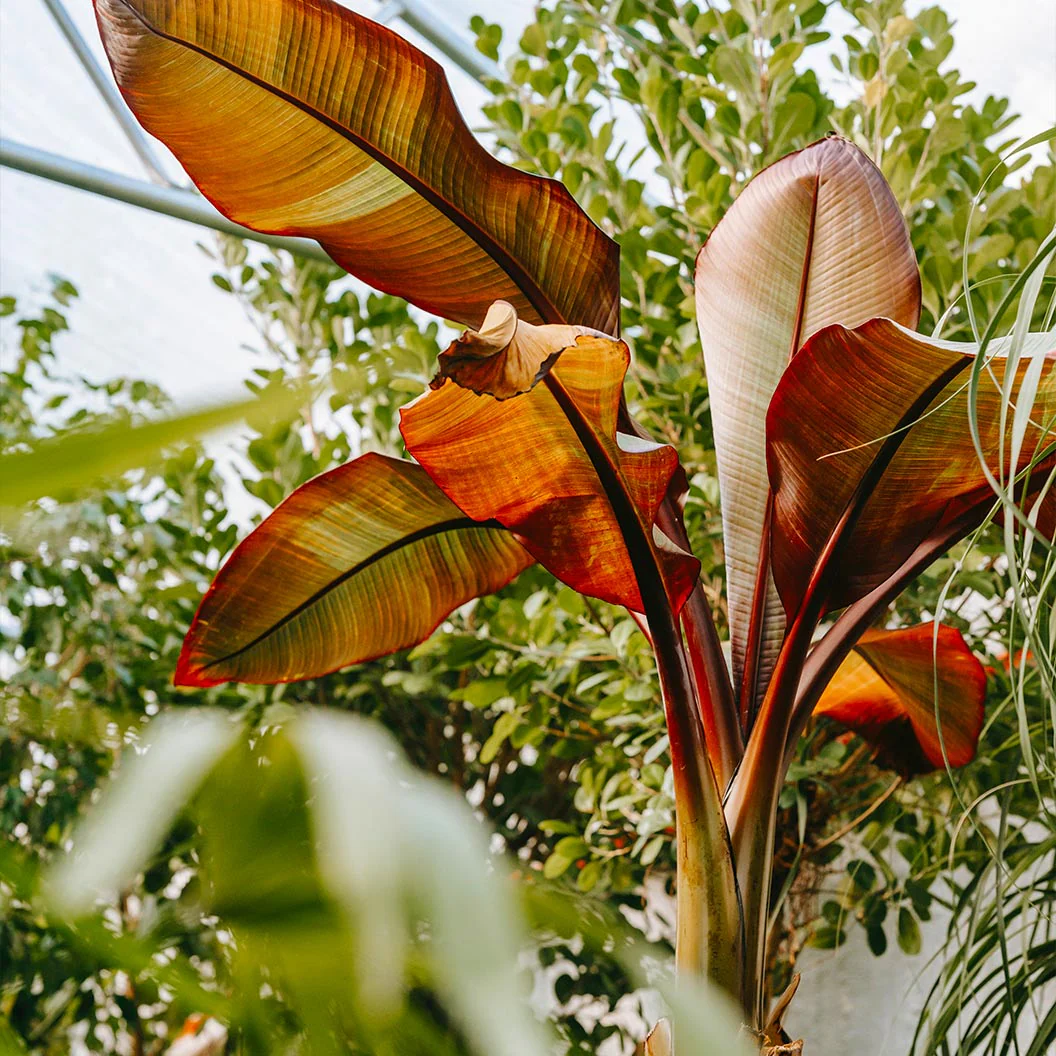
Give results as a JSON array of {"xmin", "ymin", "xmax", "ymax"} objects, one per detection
[
  {"xmin": 725, "ymin": 610, "xmax": 815, "ymax": 1025},
  {"xmin": 650, "ymin": 599, "xmax": 742, "ymax": 995},
  {"xmin": 544, "ymin": 373, "xmax": 743, "ymax": 997},
  {"xmin": 635, "ymin": 416, "xmax": 742, "ymax": 790},
  {"xmin": 681, "ymin": 583, "xmax": 743, "ymax": 790},
  {"xmin": 729, "ymin": 353, "xmax": 973, "ymax": 1026},
  {"xmin": 654, "ymin": 498, "xmax": 742, "ymax": 789}
]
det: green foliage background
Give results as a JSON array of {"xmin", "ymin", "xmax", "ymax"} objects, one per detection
[{"xmin": 2, "ymin": 1, "xmax": 1054, "ymax": 1053}]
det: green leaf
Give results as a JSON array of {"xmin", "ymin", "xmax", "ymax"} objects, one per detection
[
  {"xmin": 867, "ymin": 924, "xmax": 887, "ymax": 956},
  {"xmin": 640, "ymin": 834, "xmax": 666, "ymax": 866},
  {"xmin": 456, "ymin": 679, "xmax": 513, "ymax": 710},
  {"xmin": 897, "ymin": 907, "xmax": 922, "ymax": 955},
  {"xmin": 768, "ymin": 40, "xmax": 804, "ymax": 79},
  {"xmin": 554, "ymin": 836, "xmax": 590, "ymax": 860},
  {"xmin": 1, "ymin": 385, "xmax": 310, "ymax": 508},
  {"xmin": 544, "ymin": 852, "xmax": 574, "ymax": 880},
  {"xmin": 46, "ymin": 711, "xmax": 240, "ymax": 916},
  {"xmin": 577, "ymin": 860, "xmax": 602, "ymax": 892}
]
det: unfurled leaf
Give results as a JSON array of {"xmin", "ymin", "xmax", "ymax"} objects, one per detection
[
  {"xmin": 94, "ymin": 0, "xmax": 619, "ymax": 332},
  {"xmin": 767, "ymin": 320, "xmax": 1055, "ymax": 617},
  {"xmin": 695, "ymin": 136, "xmax": 920, "ymax": 713},
  {"xmin": 400, "ymin": 334, "xmax": 699, "ymax": 615},
  {"xmin": 432, "ymin": 300, "xmax": 602, "ymax": 399},
  {"xmin": 814, "ymin": 623, "xmax": 986, "ymax": 773},
  {"xmin": 175, "ymin": 454, "xmax": 530, "ymax": 686}
]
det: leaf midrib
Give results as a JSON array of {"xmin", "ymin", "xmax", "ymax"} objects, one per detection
[
  {"xmin": 199, "ymin": 516, "xmax": 504, "ymax": 671},
  {"xmin": 111, "ymin": 0, "xmax": 565, "ymax": 325},
  {"xmin": 541, "ymin": 372, "xmax": 669, "ymax": 616}
]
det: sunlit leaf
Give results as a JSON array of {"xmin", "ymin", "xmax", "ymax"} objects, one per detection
[
  {"xmin": 814, "ymin": 623, "xmax": 986, "ymax": 773},
  {"xmin": 767, "ymin": 319, "xmax": 1055, "ymax": 617},
  {"xmin": 695, "ymin": 136, "xmax": 920, "ymax": 712},
  {"xmin": 176, "ymin": 453, "xmax": 531, "ymax": 686},
  {"xmin": 400, "ymin": 328, "xmax": 699, "ymax": 615},
  {"xmin": 94, "ymin": 0, "xmax": 619, "ymax": 332}
]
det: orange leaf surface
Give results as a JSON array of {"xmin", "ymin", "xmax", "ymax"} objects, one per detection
[
  {"xmin": 94, "ymin": 0, "xmax": 619, "ymax": 332},
  {"xmin": 176, "ymin": 454, "xmax": 530, "ymax": 687},
  {"xmin": 768, "ymin": 319, "xmax": 1056, "ymax": 617},
  {"xmin": 695, "ymin": 136, "xmax": 920, "ymax": 712},
  {"xmin": 400, "ymin": 330, "xmax": 699, "ymax": 614},
  {"xmin": 814, "ymin": 623, "xmax": 986, "ymax": 773}
]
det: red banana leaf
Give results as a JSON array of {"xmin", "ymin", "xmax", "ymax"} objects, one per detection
[
  {"xmin": 175, "ymin": 454, "xmax": 531, "ymax": 686},
  {"xmin": 93, "ymin": 0, "xmax": 619, "ymax": 332},
  {"xmin": 400, "ymin": 310, "xmax": 700, "ymax": 615},
  {"xmin": 695, "ymin": 136, "xmax": 920, "ymax": 716},
  {"xmin": 767, "ymin": 320, "xmax": 1056, "ymax": 619},
  {"xmin": 814, "ymin": 623, "xmax": 986, "ymax": 774},
  {"xmin": 1034, "ymin": 487, "xmax": 1056, "ymax": 541}
]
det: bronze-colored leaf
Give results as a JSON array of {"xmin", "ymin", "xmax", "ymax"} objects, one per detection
[
  {"xmin": 768, "ymin": 320, "xmax": 1055, "ymax": 617},
  {"xmin": 94, "ymin": 0, "xmax": 619, "ymax": 332},
  {"xmin": 401, "ymin": 336, "xmax": 699, "ymax": 615},
  {"xmin": 814, "ymin": 623, "xmax": 986, "ymax": 773},
  {"xmin": 431, "ymin": 300, "xmax": 601, "ymax": 399},
  {"xmin": 695, "ymin": 136, "xmax": 920, "ymax": 714},
  {"xmin": 176, "ymin": 454, "xmax": 530, "ymax": 686}
]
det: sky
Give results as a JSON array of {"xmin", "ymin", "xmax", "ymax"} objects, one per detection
[{"xmin": 0, "ymin": 0, "xmax": 1053, "ymax": 409}]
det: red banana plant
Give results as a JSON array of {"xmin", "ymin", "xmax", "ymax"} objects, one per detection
[{"xmin": 94, "ymin": 0, "xmax": 1056, "ymax": 1048}]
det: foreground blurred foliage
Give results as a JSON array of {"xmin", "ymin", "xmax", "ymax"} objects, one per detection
[{"xmin": 1, "ymin": 0, "xmax": 1054, "ymax": 1052}]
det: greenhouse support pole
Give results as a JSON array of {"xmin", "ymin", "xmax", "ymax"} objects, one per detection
[
  {"xmin": 387, "ymin": 0, "xmax": 501, "ymax": 82},
  {"xmin": 1, "ymin": 139, "xmax": 334, "ymax": 264},
  {"xmin": 40, "ymin": 0, "xmax": 172, "ymax": 186}
]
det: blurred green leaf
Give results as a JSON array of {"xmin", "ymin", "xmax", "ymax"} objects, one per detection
[
  {"xmin": 46, "ymin": 710, "xmax": 239, "ymax": 916},
  {"xmin": 1, "ymin": 383, "xmax": 311, "ymax": 507}
]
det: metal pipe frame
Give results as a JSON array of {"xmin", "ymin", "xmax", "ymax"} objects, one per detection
[
  {"xmin": 393, "ymin": 0, "xmax": 500, "ymax": 82},
  {"xmin": 2, "ymin": 138, "xmax": 334, "ymax": 264},
  {"xmin": 7, "ymin": 0, "xmax": 500, "ymax": 258},
  {"xmin": 40, "ymin": 0, "xmax": 173, "ymax": 185}
]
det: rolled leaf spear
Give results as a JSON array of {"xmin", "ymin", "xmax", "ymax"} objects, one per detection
[{"xmin": 94, "ymin": 0, "xmax": 1056, "ymax": 1046}]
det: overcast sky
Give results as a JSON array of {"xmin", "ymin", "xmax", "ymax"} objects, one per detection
[{"xmin": 1, "ymin": 0, "xmax": 1053, "ymax": 405}]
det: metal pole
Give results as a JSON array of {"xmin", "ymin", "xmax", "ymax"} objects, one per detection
[
  {"xmin": 40, "ymin": 0, "xmax": 173, "ymax": 186},
  {"xmin": 372, "ymin": 1, "xmax": 406, "ymax": 25},
  {"xmin": 395, "ymin": 0, "xmax": 500, "ymax": 82},
  {"xmin": 2, "ymin": 139, "xmax": 333, "ymax": 264},
  {"xmin": 8, "ymin": 2, "xmax": 499, "ymax": 252}
]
